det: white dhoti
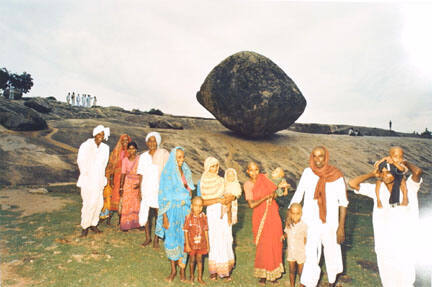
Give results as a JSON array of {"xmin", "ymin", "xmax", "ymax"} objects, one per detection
[
  {"xmin": 300, "ymin": 223, "xmax": 343, "ymax": 287},
  {"xmin": 138, "ymin": 152, "xmax": 160, "ymax": 226},
  {"xmin": 377, "ymin": 207, "xmax": 416, "ymax": 287},
  {"xmin": 377, "ymin": 252, "xmax": 415, "ymax": 287},
  {"xmin": 80, "ymin": 186, "xmax": 104, "ymax": 229}
]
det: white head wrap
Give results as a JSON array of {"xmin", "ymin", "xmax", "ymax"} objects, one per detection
[
  {"xmin": 145, "ymin": 132, "xmax": 161, "ymax": 147},
  {"xmin": 93, "ymin": 125, "xmax": 110, "ymax": 141}
]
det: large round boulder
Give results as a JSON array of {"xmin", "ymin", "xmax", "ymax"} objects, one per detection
[{"xmin": 197, "ymin": 51, "xmax": 306, "ymax": 138}]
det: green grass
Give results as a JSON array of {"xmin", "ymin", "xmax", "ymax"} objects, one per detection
[{"xmin": 1, "ymin": 191, "xmax": 385, "ymax": 287}]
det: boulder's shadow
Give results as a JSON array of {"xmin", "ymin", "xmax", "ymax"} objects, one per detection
[{"xmin": 219, "ymin": 129, "xmax": 294, "ymax": 143}]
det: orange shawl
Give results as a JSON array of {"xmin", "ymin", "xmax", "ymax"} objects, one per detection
[
  {"xmin": 105, "ymin": 134, "xmax": 131, "ymax": 177},
  {"xmin": 310, "ymin": 147, "xmax": 344, "ymax": 223}
]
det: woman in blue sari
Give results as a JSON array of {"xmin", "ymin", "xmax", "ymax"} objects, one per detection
[{"xmin": 155, "ymin": 147, "xmax": 195, "ymax": 282}]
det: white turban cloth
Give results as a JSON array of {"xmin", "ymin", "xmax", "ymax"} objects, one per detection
[
  {"xmin": 145, "ymin": 132, "xmax": 161, "ymax": 147},
  {"xmin": 93, "ymin": 125, "xmax": 110, "ymax": 141}
]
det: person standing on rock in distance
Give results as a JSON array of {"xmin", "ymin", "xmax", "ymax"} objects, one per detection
[
  {"xmin": 155, "ymin": 147, "xmax": 194, "ymax": 282},
  {"xmin": 77, "ymin": 125, "xmax": 110, "ymax": 237},
  {"xmin": 86, "ymin": 94, "xmax": 91, "ymax": 107},
  {"xmin": 80, "ymin": 94, "xmax": 85, "ymax": 107},
  {"xmin": 289, "ymin": 146, "xmax": 348, "ymax": 287},
  {"xmin": 137, "ymin": 132, "xmax": 169, "ymax": 248},
  {"xmin": 82, "ymin": 94, "xmax": 87, "ymax": 107},
  {"xmin": 243, "ymin": 161, "xmax": 286, "ymax": 285},
  {"xmin": 104, "ymin": 134, "xmax": 131, "ymax": 225}
]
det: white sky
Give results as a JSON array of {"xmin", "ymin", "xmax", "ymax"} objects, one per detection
[{"xmin": 1, "ymin": 1, "xmax": 431, "ymax": 133}]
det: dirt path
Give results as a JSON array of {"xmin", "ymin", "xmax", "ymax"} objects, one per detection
[
  {"xmin": 1, "ymin": 126, "xmax": 77, "ymax": 153},
  {"xmin": 44, "ymin": 127, "xmax": 78, "ymax": 153}
]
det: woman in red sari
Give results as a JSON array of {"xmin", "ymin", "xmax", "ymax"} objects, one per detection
[
  {"xmin": 119, "ymin": 142, "xmax": 141, "ymax": 231},
  {"xmin": 104, "ymin": 134, "xmax": 131, "ymax": 224},
  {"xmin": 243, "ymin": 162, "xmax": 284, "ymax": 285}
]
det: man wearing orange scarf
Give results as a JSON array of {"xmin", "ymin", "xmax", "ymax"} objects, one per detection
[{"xmin": 290, "ymin": 146, "xmax": 348, "ymax": 287}]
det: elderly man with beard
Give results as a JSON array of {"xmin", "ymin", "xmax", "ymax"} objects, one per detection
[
  {"xmin": 348, "ymin": 146, "xmax": 422, "ymax": 287},
  {"xmin": 77, "ymin": 125, "xmax": 110, "ymax": 237},
  {"xmin": 290, "ymin": 146, "xmax": 348, "ymax": 287},
  {"xmin": 137, "ymin": 132, "xmax": 169, "ymax": 248}
]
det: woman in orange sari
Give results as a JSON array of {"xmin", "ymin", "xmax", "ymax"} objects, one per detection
[
  {"xmin": 243, "ymin": 162, "xmax": 284, "ymax": 285},
  {"xmin": 104, "ymin": 134, "xmax": 131, "ymax": 224},
  {"xmin": 119, "ymin": 142, "xmax": 141, "ymax": 231}
]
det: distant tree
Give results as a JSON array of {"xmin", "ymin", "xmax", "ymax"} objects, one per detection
[
  {"xmin": 0, "ymin": 69, "xmax": 34, "ymax": 99},
  {"xmin": 0, "ymin": 68, "xmax": 9, "ymax": 90},
  {"xmin": 420, "ymin": 128, "xmax": 432, "ymax": 138},
  {"xmin": 9, "ymin": 72, "xmax": 33, "ymax": 94},
  {"xmin": 148, "ymin": 108, "xmax": 163, "ymax": 116}
]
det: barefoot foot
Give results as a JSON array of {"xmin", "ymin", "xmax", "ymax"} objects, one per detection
[
  {"xmin": 141, "ymin": 239, "xmax": 152, "ymax": 247},
  {"xmin": 209, "ymin": 274, "xmax": 217, "ymax": 281},
  {"xmin": 153, "ymin": 241, "xmax": 160, "ymax": 249},
  {"xmin": 180, "ymin": 268, "xmax": 186, "ymax": 282},
  {"xmin": 165, "ymin": 272, "xmax": 176, "ymax": 282}
]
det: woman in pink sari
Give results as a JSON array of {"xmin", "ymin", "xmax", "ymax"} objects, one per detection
[
  {"xmin": 243, "ymin": 162, "xmax": 284, "ymax": 285},
  {"xmin": 119, "ymin": 142, "xmax": 141, "ymax": 231}
]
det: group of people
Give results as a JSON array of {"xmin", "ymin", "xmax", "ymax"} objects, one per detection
[
  {"xmin": 348, "ymin": 128, "xmax": 362, "ymax": 136},
  {"xmin": 76, "ymin": 125, "xmax": 423, "ymax": 287},
  {"xmin": 66, "ymin": 92, "xmax": 97, "ymax": 107}
]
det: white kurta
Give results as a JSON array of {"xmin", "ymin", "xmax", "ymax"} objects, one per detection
[
  {"xmin": 290, "ymin": 167, "xmax": 348, "ymax": 287},
  {"xmin": 77, "ymin": 138, "xmax": 109, "ymax": 229},
  {"xmin": 137, "ymin": 149, "xmax": 169, "ymax": 226},
  {"xmin": 355, "ymin": 175, "xmax": 422, "ymax": 287}
]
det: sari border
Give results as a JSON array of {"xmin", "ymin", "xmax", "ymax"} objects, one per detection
[{"xmin": 254, "ymin": 263, "xmax": 284, "ymax": 281}]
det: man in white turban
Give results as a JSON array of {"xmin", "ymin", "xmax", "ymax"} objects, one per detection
[
  {"xmin": 137, "ymin": 131, "xmax": 169, "ymax": 248},
  {"xmin": 77, "ymin": 125, "xmax": 110, "ymax": 237}
]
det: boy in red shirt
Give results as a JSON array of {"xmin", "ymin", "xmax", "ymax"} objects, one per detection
[{"xmin": 184, "ymin": 196, "xmax": 209, "ymax": 284}]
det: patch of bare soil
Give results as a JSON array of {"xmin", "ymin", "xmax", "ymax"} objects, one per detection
[
  {"xmin": 0, "ymin": 246, "xmax": 35, "ymax": 287},
  {"xmin": 356, "ymin": 259, "xmax": 379, "ymax": 273},
  {"xmin": 0, "ymin": 188, "xmax": 73, "ymax": 217}
]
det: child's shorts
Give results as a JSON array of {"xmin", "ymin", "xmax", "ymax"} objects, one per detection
[{"xmin": 287, "ymin": 251, "xmax": 305, "ymax": 264}]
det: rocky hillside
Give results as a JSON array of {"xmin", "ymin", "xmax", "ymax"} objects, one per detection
[{"xmin": 0, "ymin": 97, "xmax": 430, "ymax": 193}]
